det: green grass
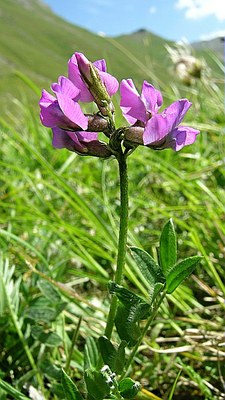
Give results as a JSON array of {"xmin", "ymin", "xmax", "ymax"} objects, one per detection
[{"xmin": 0, "ymin": 57, "xmax": 225, "ymax": 399}]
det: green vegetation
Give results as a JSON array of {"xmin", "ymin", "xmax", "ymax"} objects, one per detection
[
  {"xmin": 0, "ymin": 0, "xmax": 223, "ymax": 116},
  {"xmin": 0, "ymin": 0, "xmax": 225, "ymax": 399}
]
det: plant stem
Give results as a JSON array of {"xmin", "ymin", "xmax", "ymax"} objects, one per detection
[
  {"xmin": 105, "ymin": 152, "xmax": 129, "ymax": 339},
  {"xmin": 120, "ymin": 291, "xmax": 167, "ymax": 379},
  {"xmin": 65, "ymin": 316, "xmax": 82, "ymax": 373}
]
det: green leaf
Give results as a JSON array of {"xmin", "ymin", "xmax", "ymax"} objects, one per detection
[
  {"xmin": 26, "ymin": 306, "xmax": 58, "ymax": 323},
  {"xmin": 109, "ymin": 282, "xmax": 151, "ymax": 346},
  {"xmin": 109, "ymin": 281, "xmax": 149, "ymax": 310},
  {"xmin": 98, "ymin": 336, "xmax": 117, "ymax": 370},
  {"xmin": 115, "ymin": 304, "xmax": 141, "ymax": 346},
  {"xmin": 40, "ymin": 359, "xmax": 61, "ymax": 380},
  {"xmin": 84, "ymin": 337, "xmax": 99, "ymax": 371},
  {"xmin": 160, "ymin": 219, "xmax": 177, "ymax": 276},
  {"xmin": 166, "ymin": 256, "xmax": 202, "ymax": 294},
  {"xmin": 31, "ymin": 325, "xmax": 62, "ymax": 347},
  {"xmin": 38, "ymin": 280, "xmax": 61, "ymax": 303},
  {"xmin": 84, "ymin": 370, "xmax": 110, "ymax": 400},
  {"xmin": 114, "ymin": 340, "xmax": 126, "ymax": 374},
  {"xmin": 98, "ymin": 336, "xmax": 126, "ymax": 374},
  {"xmin": 26, "ymin": 297, "xmax": 67, "ymax": 323},
  {"xmin": 118, "ymin": 378, "xmax": 141, "ymax": 399},
  {"xmin": 130, "ymin": 247, "xmax": 165, "ymax": 303},
  {"xmin": 61, "ymin": 369, "xmax": 83, "ymax": 400}
]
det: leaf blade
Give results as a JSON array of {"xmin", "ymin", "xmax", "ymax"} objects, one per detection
[
  {"xmin": 130, "ymin": 247, "xmax": 165, "ymax": 302},
  {"xmin": 160, "ymin": 219, "xmax": 177, "ymax": 276},
  {"xmin": 166, "ymin": 256, "xmax": 202, "ymax": 294}
]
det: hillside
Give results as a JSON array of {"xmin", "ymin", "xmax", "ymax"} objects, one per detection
[
  {"xmin": 0, "ymin": 0, "xmax": 171, "ymax": 114},
  {"xmin": 0, "ymin": 0, "xmax": 223, "ymax": 116},
  {"xmin": 192, "ymin": 36, "xmax": 224, "ymax": 60}
]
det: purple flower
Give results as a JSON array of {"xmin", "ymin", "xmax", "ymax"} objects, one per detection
[
  {"xmin": 120, "ymin": 79, "xmax": 199, "ymax": 151},
  {"xmin": 52, "ymin": 127, "xmax": 112, "ymax": 158},
  {"xmin": 68, "ymin": 52, "xmax": 119, "ymax": 103},
  {"xmin": 40, "ymin": 76, "xmax": 88, "ymax": 130},
  {"xmin": 39, "ymin": 75, "xmax": 112, "ymax": 157}
]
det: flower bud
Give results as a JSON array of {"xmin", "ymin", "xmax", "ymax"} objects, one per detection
[
  {"xmin": 76, "ymin": 53, "xmax": 114, "ymax": 116},
  {"xmin": 86, "ymin": 114, "xmax": 108, "ymax": 132},
  {"xmin": 84, "ymin": 140, "xmax": 113, "ymax": 158},
  {"xmin": 124, "ymin": 126, "xmax": 144, "ymax": 145},
  {"xmin": 75, "ymin": 53, "xmax": 91, "ymax": 82}
]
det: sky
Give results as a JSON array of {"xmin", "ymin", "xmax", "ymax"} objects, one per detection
[{"xmin": 43, "ymin": 0, "xmax": 225, "ymax": 42}]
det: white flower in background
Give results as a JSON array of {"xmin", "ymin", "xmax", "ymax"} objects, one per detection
[{"xmin": 166, "ymin": 40, "xmax": 206, "ymax": 85}]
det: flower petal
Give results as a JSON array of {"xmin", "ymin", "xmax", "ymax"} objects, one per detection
[
  {"xmin": 51, "ymin": 76, "xmax": 80, "ymax": 100},
  {"xmin": 141, "ymin": 81, "xmax": 163, "ymax": 114},
  {"xmin": 75, "ymin": 131, "xmax": 98, "ymax": 142},
  {"xmin": 53, "ymin": 92, "xmax": 88, "ymax": 130},
  {"xmin": 68, "ymin": 53, "xmax": 118, "ymax": 101},
  {"xmin": 68, "ymin": 54, "xmax": 94, "ymax": 102},
  {"xmin": 52, "ymin": 127, "xmax": 88, "ymax": 153},
  {"xmin": 39, "ymin": 89, "xmax": 56, "ymax": 106},
  {"xmin": 51, "ymin": 76, "xmax": 88, "ymax": 128},
  {"xmin": 93, "ymin": 59, "xmax": 107, "ymax": 72},
  {"xmin": 39, "ymin": 90, "xmax": 64, "ymax": 128},
  {"xmin": 165, "ymin": 126, "xmax": 200, "ymax": 151},
  {"xmin": 161, "ymin": 99, "xmax": 192, "ymax": 129},
  {"xmin": 52, "ymin": 128, "xmax": 111, "ymax": 158},
  {"xmin": 120, "ymin": 79, "xmax": 147, "ymax": 124},
  {"xmin": 75, "ymin": 52, "xmax": 92, "ymax": 81},
  {"xmin": 143, "ymin": 113, "xmax": 171, "ymax": 145},
  {"xmin": 98, "ymin": 70, "xmax": 119, "ymax": 97}
]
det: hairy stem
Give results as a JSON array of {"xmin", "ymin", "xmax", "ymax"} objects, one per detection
[
  {"xmin": 120, "ymin": 291, "xmax": 167, "ymax": 379},
  {"xmin": 105, "ymin": 152, "xmax": 129, "ymax": 339}
]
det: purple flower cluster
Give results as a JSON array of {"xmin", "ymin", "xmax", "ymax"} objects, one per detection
[
  {"xmin": 39, "ymin": 53, "xmax": 118, "ymax": 157},
  {"xmin": 39, "ymin": 52, "xmax": 199, "ymax": 157},
  {"xmin": 121, "ymin": 79, "xmax": 199, "ymax": 151}
]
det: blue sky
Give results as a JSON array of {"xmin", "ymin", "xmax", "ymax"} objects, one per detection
[{"xmin": 44, "ymin": 0, "xmax": 225, "ymax": 42}]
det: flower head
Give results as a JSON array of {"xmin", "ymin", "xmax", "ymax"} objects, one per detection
[
  {"xmin": 166, "ymin": 41, "xmax": 204, "ymax": 85},
  {"xmin": 40, "ymin": 50, "xmax": 199, "ymax": 158},
  {"xmin": 120, "ymin": 79, "xmax": 199, "ymax": 151},
  {"xmin": 39, "ymin": 75, "xmax": 112, "ymax": 158}
]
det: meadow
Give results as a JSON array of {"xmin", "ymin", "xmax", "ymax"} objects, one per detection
[{"xmin": 0, "ymin": 10, "xmax": 225, "ymax": 398}]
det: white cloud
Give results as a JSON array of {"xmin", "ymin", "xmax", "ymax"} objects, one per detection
[
  {"xmin": 98, "ymin": 31, "xmax": 106, "ymax": 37},
  {"xmin": 200, "ymin": 29, "xmax": 225, "ymax": 40},
  {"xmin": 149, "ymin": 6, "xmax": 157, "ymax": 14},
  {"xmin": 175, "ymin": 0, "xmax": 225, "ymax": 21}
]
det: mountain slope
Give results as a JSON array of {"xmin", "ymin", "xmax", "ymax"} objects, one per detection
[
  {"xmin": 0, "ymin": 0, "xmax": 174, "ymax": 116},
  {"xmin": 192, "ymin": 36, "xmax": 224, "ymax": 60},
  {"xmin": 0, "ymin": 0, "xmax": 223, "ymax": 116}
]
